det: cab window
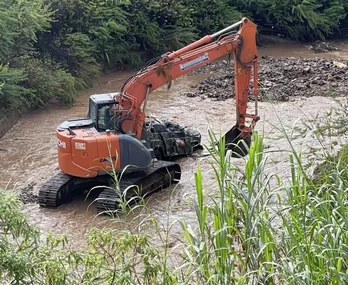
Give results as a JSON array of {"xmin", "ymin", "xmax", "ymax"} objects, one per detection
[
  {"xmin": 89, "ymin": 100, "xmax": 97, "ymax": 123},
  {"xmin": 97, "ymin": 104, "xmax": 115, "ymax": 130}
]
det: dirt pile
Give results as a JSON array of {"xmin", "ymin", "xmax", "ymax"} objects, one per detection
[
  {"xmin": 19, "ymin": 182, "xmax": 39, "ymax": 204},
  {"xmin": 183, "ymin": 56, "xmax": 348, "ymax": 101}
]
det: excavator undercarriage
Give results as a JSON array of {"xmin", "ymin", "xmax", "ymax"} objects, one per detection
[{"xmin": 39, "ymin": 161, "xmax": 181, "ymax": 213}]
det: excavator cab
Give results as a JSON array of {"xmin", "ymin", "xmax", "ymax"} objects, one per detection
[{"xmin": 88, "ymin": 93, "xmax": 120, "ymax": 131}]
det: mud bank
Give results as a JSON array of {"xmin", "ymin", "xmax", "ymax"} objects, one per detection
[
  {"xmin": 183, "ymin": 57, "xmax": 348, "ymax": 101},
  {"xmin": 0, "ymin": 110, "xmax": 22, "ymax": 139}
]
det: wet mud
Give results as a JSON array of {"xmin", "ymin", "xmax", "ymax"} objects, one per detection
[{"xmin": 0, "ymin": 38, "xmax": 348, "ymax": 248}]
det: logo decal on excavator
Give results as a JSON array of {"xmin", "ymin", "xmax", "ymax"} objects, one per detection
[
  {"xmin": 75, "ymin": 142, "xmax": 86, "ymax": 150},
  {"xmin": 180, "ymin": 53, "xmax": 209, "ymax": 71},
  {"xmin": 57, "ymin": 139, "xmax": 66, "ymax": 149}
]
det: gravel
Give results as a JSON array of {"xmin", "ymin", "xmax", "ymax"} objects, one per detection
[{"xmin": 182, "ymin": 56, "xmax": 348, "ymax": 101}]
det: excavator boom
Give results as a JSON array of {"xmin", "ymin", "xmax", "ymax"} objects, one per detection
[{"xmin": 116, "ymin": 17, "xmax": 259, "ymax": 144}]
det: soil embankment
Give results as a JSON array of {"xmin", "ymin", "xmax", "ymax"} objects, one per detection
[{"xmin": 0, "ymin": 110, "xmax": 21, "ymax": 139}]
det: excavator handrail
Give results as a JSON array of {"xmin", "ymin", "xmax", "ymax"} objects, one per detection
[{"xmin": 211, "ymin": 19, "xmax": 243, "ymax": 38}]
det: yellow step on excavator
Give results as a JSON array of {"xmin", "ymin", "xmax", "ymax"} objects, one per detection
[{"xmin": 39, "ymin": 17, "xmax": 260, "ymax": 213}]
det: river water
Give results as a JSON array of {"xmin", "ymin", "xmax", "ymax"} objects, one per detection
[{"xmin": 0, "ymin": 38, "xmax": 347, "ymax": 248}]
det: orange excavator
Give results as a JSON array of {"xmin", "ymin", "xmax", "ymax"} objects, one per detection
[{"xmin": 39, "ymin": 17, "xmax": 259, "ymax": 212}]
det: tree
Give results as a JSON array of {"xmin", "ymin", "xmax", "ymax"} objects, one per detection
[
  {"xmin": 184, "ymin": 0, "xmax": 241, "ymax": 36},
  {"xmin": 235, "ymin": 0, "xmax": 347, "ymax": 40},
  {"xmin": 0, "ymin": 0, "xmax": 78, "ymax": 113}
]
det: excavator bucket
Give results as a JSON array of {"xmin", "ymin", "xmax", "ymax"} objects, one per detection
[{"xmin": 222, "ymin": 125, "xmax": 251, "ymax": 157}]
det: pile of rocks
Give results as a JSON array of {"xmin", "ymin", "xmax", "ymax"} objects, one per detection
[{"xmin": 183, "ymin": 56, "xmax": 348, "ymax": 101}]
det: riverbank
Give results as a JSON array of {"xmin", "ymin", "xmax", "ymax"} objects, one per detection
[{"xmin": 0, "ymin": 110, "xmax": 21, "ymax": 139}]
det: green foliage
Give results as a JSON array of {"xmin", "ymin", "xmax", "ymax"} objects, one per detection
[
  {"xmin": 121, "ymin": 0, "xmax": 196, "ymax": 59},
  {"xmin": 0, "ymin": 0, "xmax": 77, "ymax": 112},
  {"xmin": 184, "ymin": 0, "xmax": 241, "ymax": 36},
  {"xmin": 0, "ymin": 0, "xmax": 348, "ymax": 114},
  {"xmin": 64, "ymin": 33, "xmax": 100, "ymax": 84},
  {"xmin": 38, "ymin": 0, "xmax": 196, "ymax": 71},
  {"xmin": 0, "ymin": 10, "xmax": 17, "ymax": 63},
  {"xmin": 235, "ymin": 0, "xmax": 347, "ymax": 40},
  {"xmin": 0, "ymin": 190, "xmax": 40, "ymax": 283},
  {"xmin": 0, "ymin": 65, "xmax": 31, "ymax": 114},
  {"xmin": 179, "ymin": 130, "xmax": 348, "ymax": 284},
  {"xmin": 181, "ymin": 131, "xmax": 276, "ymax": 284},
  {"xmin": 313, "ymin": 144, "xmax": 348, "ymax": 185},
  {"xmin": 0, "ymin": 189, "xmax": 178, "ymax": 284},
  {"xmin": 281, "ymin": 148, "xmax": 348, "ymax": 284},
  {"xmin": 0, "ymin": 0, "xmax": 52, "ymax": 61},
  {"xmin": 12, "ymin": 56, "xmax": 80, "ymax": 106}
]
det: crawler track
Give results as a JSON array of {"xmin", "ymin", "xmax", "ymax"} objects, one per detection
[{"xmin": 38, "ymin": 172, "xmax": 73, "ymax": 207}]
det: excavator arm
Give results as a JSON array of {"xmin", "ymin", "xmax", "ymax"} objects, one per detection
[{"xmin": 115, "ymin": 17, "xmax": 259, "ymax": 148}]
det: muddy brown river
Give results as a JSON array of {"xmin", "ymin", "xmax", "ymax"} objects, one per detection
[{"xmin": 0, "ymin": 38, "xmax": 348, "ymax": 248}]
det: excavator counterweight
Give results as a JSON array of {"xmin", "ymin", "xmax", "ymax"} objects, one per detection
[{"xmin": 39, "ymin": 17, "xmax": 259, "ymax": 213}]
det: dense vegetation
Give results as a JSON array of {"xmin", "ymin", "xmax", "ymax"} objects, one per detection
[{"xmin": 0, "ymin": 0, "xmax": 347, "ymax": 114}]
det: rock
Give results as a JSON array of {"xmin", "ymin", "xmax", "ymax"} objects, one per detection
[
  {"xmin": 183, "ymin": 92, "xmax": 198, "ymax": 98},
  {"xmin": 333, "ymin": 61, "xmax": 347, "ymax": 69},
  {"xmin": 19, "ymin": 182, "xmax": 38, "ymax": 204},
  {"xmin": 303, "ymin": 67, "xmax": 311, "ymax": 74},
  {"xmin": 310, "ymin": 41, "xmax": 340, "ymax": 53},
  {"xmin": 296, "ymin": 84, "xmax": 306, "ymax": 90}
]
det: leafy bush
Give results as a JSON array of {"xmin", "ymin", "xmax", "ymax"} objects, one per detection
[
  {"xmin": 0, "ymin": 65, "xmax": 31, "ymax": 114},
  {"xmin": 12, "ymin": 56, "xmax": 82, "ymax": 106},
  {"xmin": 0, "ymin": 190, "xmax": 178, "ymax": 284},
  {"xmin": 184, "ymin": 0, "xmax": 242, "ymax": 36},
  {"xmin": 235, "ymin": 0, "xmax": 347, "ymax": 40}
]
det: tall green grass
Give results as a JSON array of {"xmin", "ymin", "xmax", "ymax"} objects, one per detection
[
  {"xmin": 179, "ymin": 128, "xmax": 348, "ymax": 284},
  {"xmin": 180, "ymin": 130, "xmax": 280, "ymax": 284}
]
